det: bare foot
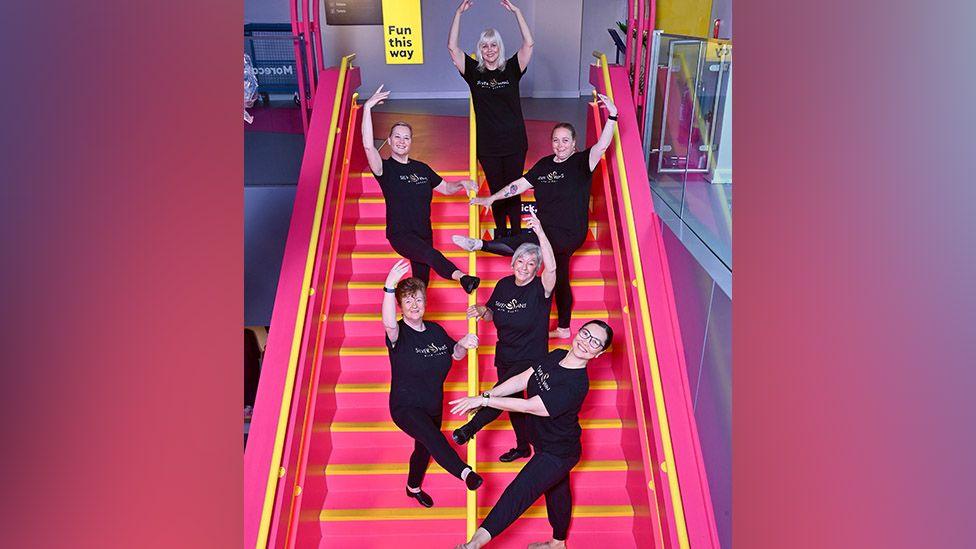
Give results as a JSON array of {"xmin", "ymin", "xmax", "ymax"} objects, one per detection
[
  {"xmin": 548, "ymin": 327, "xmax": 571, "ymax": 339},
  {"xmin": 452, "ymin": 235, "xmax": 481, "ymax": 251}
]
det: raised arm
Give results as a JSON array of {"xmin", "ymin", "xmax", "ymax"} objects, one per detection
[
  {"xmin": 470, "ymin": 176, "xmax": 532, "ymax": 213},
  {"xmin": 501, "ymin": 0, "xmax": 534, "ymax": 70},
  {"xmin": 362, "ymin": 86, "xmax": 390, "ymax": 176},
  {"xmin": 525, "ymin": 211, "xmax": 556, "ymax": 295},
  {"xmin": 382, "ymin": 259, "xmax": 410, "ymax": 345},
  {"xmin": 589, "ymin": 93, "xmax": 618, "ymax": 171},
  {"xmin": 448, "ymin": 0, "xmax": 473, "ymax": 73}
]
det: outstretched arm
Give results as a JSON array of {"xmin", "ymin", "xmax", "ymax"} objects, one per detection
[
  {"xmin": 382, "ymin": 259, "xmax": 410, "ymax": 345},
  {"xmin": 449, "ymin": 367, "xmax": 537, "ymax": 415},
  {"xmin": 589, "ymin": 93, "xmax": 618, "ymax": 172},
  {"xmin": 434, "ymin": 179, "xmax": 478, "ymax": 195},
  {"xmin": 525, "ymin": 211, "xmax": 556, "ymax": 295},
  {"xmin": 470, "ymin": 177, "xmax": 532, "ymax": 214},
  {"xmin": 452, "ymin": 333, "xmax": 479, "ymax": 360},
  {"xmin": 448, "ymin": 0, "xmax": 473, "ymax": 73},
  {"xmin": 362, "ymin": 86, "xmax": 390, "ymax": 176},
  {"xmin": 501, "ymin": 0, "xmax": 534, "ymax": 70}
]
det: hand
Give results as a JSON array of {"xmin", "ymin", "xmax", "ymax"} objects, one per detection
[
  {"xmin": 470, "ymin": 195, "xmax": 494, "ymax": 215},
  {"xmin": 597, "ymin": 93, "xmax": 617, "ymax": 117},
  {"xmin": 364, "ymin": 85, "xmax": 390, "ymax": 110},
  {"xmin": 500, "ymin": 0, "xmax": 519, "ymax": 13},
  {"xmin": 457, "ymin": 0, "xmax": 473, "ymax": 13},
  {"xmin": 385, "ymin": 259, "xmax": 410, "ymax": 288},
  {"xmin": 525, "ymin": 210, "xmax": 544, "ymax": 234},
  {"xmin": 450, "ymin": 396, "xmax": 485, "ymax": 415},
  {"xmin": 466, "ymin": 305, "xmax": 488, "ymax": 319},
  {"xmin": 460, "ymin": 179, "xmax": 479, "ymax": 194},
  {"xmin": 457, "ymin": 333, "xmax": 479, "ymax": 349}
]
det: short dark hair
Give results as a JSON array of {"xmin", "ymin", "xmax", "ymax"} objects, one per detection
[
  {"xmin": 581, "ymin": 319, "xmax": 613, "ymax": 350},
  {"xmin": 395, "ymin": 277, "xmax": 426, "ymax": 305},
  {"xmin": 389, "ymin": 121, "xmax": 413, "ymax": 138},
  {"xmin": 551, "ymin": 122, "xmax": 577, "ymax": 140}
]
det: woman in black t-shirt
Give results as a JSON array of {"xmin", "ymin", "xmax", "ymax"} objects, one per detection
[
  {"xmin": 451, "ymin": 95, "xmax": 619, "ymax": 338},
  {"xmin": 362, "ymin": 86, "xmax": 481, "ymax": 294},
  {"xmin": 448, "ymin": 0, "xmax": 534, "ymax": 237},
  {"xmin": 449, "ymin": 320, "xmax": 615, "ymax": 549},
  {"xmin": 381, "ymin": 260, "xmax": 485, "ymax": 507},
  {"xmin": 451, "ymin": 211, "xmax": 556, "ymax": 463}
]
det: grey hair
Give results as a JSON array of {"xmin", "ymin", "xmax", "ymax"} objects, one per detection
[
  {"xmin": 511, "ymin": 243, "xmax": 543, "ymax": 275},
  {"xmin": 475, "ymin": 28, "xmax": 506, "ymax": 72}
]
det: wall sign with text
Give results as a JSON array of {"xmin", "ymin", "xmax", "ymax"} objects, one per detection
[
  {"xmin": 325, "ymin": 0, "xmax": 382, "ymax": 26},
  {"xmin": 381, "ymin": 0, "xmax": 424, "ymax": 64}
]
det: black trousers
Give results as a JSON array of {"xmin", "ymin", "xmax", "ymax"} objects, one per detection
[
  {"xmin": 479, "ymin": 151, "xmax": 527, "ymax": 235},
  {"xmin": 461, "ymin": 359, "xmax": 533, "ymax": 450},
  {"xmin": 387, "ymin": 232, "xmax": 459, "ymax": 287},
  {"xmin": 481, "ymin": 230, "xmax": 586, "ymax": 329},
  {"xmin": 481, "ymin": 451, "xmax": 579, "ymax": 541},
  {"xmin": 390, "ymin": 406, "xmax": 471, "ymax": 488}
]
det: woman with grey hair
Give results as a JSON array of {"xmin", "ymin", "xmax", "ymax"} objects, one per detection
[
  {"xmin": 448, "ymin": 0, "xmax": 534, "ymax": 238},
  {"xmin": 451, "ymin": 211, "xmax": 555, "ymax": 463}
]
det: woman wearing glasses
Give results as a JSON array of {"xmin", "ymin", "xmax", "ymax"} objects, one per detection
[
  {"xmin": 451, "ymin": 210, "xmax": 555, "ymax": 464},
  {"xmin": 449, "ymin": 320, "xmax": 614, "ymax": 549}
]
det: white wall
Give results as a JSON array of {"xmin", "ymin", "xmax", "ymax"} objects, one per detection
[
  {"xmin": 242, "ymin": 0, "xmax": 628, "ymax": 98},
  {"xmin": 579, "ymin": 0, "xmax": 628, "ymax": 94}
]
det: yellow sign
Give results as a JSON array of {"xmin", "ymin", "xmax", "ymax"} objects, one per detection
[{"xmin": 381, "ymin": 0, "xmax": 424, "ymax": 64}]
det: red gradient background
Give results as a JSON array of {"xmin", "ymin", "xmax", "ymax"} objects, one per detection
[
  {"xmin": 0, "ymin": 0, "xmax": 973, "ymax": 547},
  {"xmin": 0, "ymin": 0, "xmax": 242, "ymax": 547}
]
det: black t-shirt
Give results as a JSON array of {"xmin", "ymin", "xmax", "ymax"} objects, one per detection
[
  {"xmin": 524, "ymin": 148, "xmax": 594, "ymax": 242},
  {"xmin": 373, "ymin": 157, "xmax": 443, "ymax": 239},
  {"xmin": 525, "ymin": 349, "xmax": 589, "ymax": 458},
  {"xmin": 462, "ymin": 54, "xmax": 527, "ymax": 157},
  {"xmin": 488, "ymin": 275, "xmax": 551, "ymax": 364},
  {"xmin": 385, "ymin": 320, "xmax": 456, "ymax": 414}
]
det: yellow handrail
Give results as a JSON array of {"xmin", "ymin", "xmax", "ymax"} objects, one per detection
[
  {"xmin": 254, "ymin": 53, "xmax": 355, "ymax": 549},
  {"xmin": 593, "ymin": 51, "xmax": 690, "ymax": 548},
  {"xmin": 465, "ymin": 91, "xmax": 479, "ymax": 540}
]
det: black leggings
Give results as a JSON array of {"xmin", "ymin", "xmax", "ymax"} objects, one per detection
[
  {"xmin": 481, "ymin": 230, "xmax": 586, "ymax": 329},
  {"xmin": 460, "ymin": 360, "xmax": 533, "ymax": 450},
  {"xmin": 387, "ymin": 233, "xmax": 459, "ymax": 287},
  {"xmin": 481, "ymin": 451, "xmax": 579, "ymax": 541},
  {"xmin": 479, "ymin": 151, "xmax": 527, "ymax": 235},
  {"xmin": 390, "ymin": 406, "xmax": 471, "ymax": 488}
]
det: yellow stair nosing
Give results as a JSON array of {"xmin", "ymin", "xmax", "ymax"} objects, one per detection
[
  {"xmin": 343, "ymin": 248, "xmax": 606, "ymax": 259},
  {"xmin": 320, "ymin": 504, "xmax": 634, "ymax": 521},
  {"xmin": 330, "ymin": 310, "xmax": 612, "ymax": 322},
  {"xmin": 341, "ymin": 278, "xmax": 613, "ymax": 289},
  {"xmin": 320, "ymin": 459, "xmax": 630, "ymax": 476},
  {"xmin": 321, "ymin": 379, "xmax": 618, "ymax": 394},
  {"xmin": 315, "ymin": 418, "xmax": 623, "ymax": 433}
]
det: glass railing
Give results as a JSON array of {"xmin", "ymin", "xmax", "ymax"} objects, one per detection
[{"xmin": 643, "ymin": 32, "xmax": 732, "ymax": 272}]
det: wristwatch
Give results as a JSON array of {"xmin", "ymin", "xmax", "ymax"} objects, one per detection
[
  {"xmin": 383, "ymin": 286, "xmax": 396, "ymax": 294},
  {"xmin": 481, "ymin": 391, "xmax": 491, "ymax": 406}
]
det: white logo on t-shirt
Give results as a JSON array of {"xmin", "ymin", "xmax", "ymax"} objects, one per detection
[
  {"xmin": 494, "ymin": 298, "xmax": 528, "ymax": 312},
  {"xmin": 400, "ymin": 173, "xmax": 429, "ymax": 185},
  {"xmin": 532, "ymin": 363, "xmax": 551, "ymax": 392},
  {"xmin": 414, "ymin": 342, "xmax": 449, "ymax": 357}
]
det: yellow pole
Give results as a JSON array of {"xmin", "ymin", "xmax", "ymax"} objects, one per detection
[
  {"xmin": 596, "ymin": 52, "xmax": 690, "ymax": 548},
  {"xmin": 465, "ymin": 91, "xmax": 479, "ymax": 539}
]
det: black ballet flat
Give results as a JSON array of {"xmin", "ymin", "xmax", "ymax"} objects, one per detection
[
  {"xmin": 499, "ymin": 447, "xmax": 531, "ymax": 463},
  {"xmin": 460, "ymin": 275, "xmax": 481, "ymax": 294},
  {"xmin": 406, "ymin": 487, "xmax": 434, "ymax": 508},
  {"xmin": 452, "ymin": 425, "xmax": 474, "ymax": 445},
  {"xmin": 465, "ymin": 471, "xmax": 483, "ymax": 491}
]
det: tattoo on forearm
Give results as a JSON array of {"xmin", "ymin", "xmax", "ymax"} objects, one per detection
[{"xmin": 503, "ymin": 183, "xmax": 518, "ymax": 197}]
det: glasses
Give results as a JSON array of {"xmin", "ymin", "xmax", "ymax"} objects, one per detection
[{"xmin": 578, "ymin": 327, "xmax": 604, "ymax": 350}]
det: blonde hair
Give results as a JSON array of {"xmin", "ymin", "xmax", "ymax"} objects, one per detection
[{"xmin": 475, "ymin": 28, "xmax": 506, "ymax": 72}]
